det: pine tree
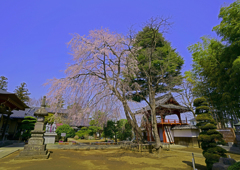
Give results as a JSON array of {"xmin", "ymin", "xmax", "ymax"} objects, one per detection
[
  {"xmin": 194, "ymin": 97, "xmax": 227, "ymax": 170},
  {"xmin": 14, "ymin": 82, "xmax": 31, "ymax": 104},
  {"xmin": 20, "ymin": 116, "xmax": 37, "ymax": 140},
  {"xmin": 0, "ymin": 76, "xmax": 8, "ymax": 91}
]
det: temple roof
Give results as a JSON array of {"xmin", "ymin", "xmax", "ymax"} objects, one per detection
[
  {"xmin": 0, "ymin": 89, "xmax": 29, "ymax": 111},
  {"xmin": 135, "ymin": 93, "xmax": 190, "ymax": 115}
]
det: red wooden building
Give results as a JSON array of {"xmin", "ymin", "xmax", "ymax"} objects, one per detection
[{"xmin": 136, "ymin": 93, "xmax": 191, "ymax": 143}]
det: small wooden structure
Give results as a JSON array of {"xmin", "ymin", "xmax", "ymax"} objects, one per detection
[
  {"xmin": 136, "ymin": 93, "xmax": 191, "ymax": 143},
  {"xmin": 171, "ymin": 125, "xmax": 199, "ymax": 147},
  {"xmin": 0, "ymin": 89, "xmax": 28, "ymax": 140}
]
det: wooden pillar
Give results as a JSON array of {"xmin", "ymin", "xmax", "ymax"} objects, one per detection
[
  {"xmin": 161, "ymin": 117, "xmax": 164, "ymax": 123},
  {"xmin": 177, "ymin": 112, "xmax": 182, "ymax": 124},
  {"xmin": 162, "ymin": 125, "xmax": 167, "ymax": 143},
  {"xmin": 147, "ymin": 122, "xmax": 150, "ymax": 141},
  {"xmin": 1, "ymin": 113, "xmax": 10, "ymax": 141},
  {"xmin": 0, "ymin": 115, "xmax": 3, "ymax": 129},
  {"xmin": 161, "ymin": 114, "xmax": 165, "ymax": 123}
]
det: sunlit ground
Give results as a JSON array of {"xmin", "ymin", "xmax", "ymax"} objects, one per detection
[{"xmin": 1, "ymin": 148, "xmax": 240, "ymax": 170}]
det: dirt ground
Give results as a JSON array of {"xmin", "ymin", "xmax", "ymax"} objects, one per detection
[
  {"xmin": 0, "ymin": 149, "xmax": 240, "ymax": 170},
  {"xmin": 177, "ymin": 147, "xmax": 240, "ymax": 161}
]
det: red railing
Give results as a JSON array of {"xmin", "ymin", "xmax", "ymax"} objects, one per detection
[{"xmin": 157, "ymin": 118, "xmax": 188, "ymax": 124}]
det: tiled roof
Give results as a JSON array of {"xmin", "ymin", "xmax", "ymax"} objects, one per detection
[
  {"xmin": 2, "ymin": 107, "xmax": 89, "ymax": 127},
  {"xmin": 159, "ymin": 104, "xmax": 190, "ymax": 110},
  {"xmin": 0, "ymin": 89, "xmax": 12, "ymax": 94},
  {"xmin": 135, "ymin": 93, "xmax": 190, "ymax": 114},
  {"xmin": 69, "ymin": 119, "xmax": 90, "ymax": 127},
  {"xmin": 6, "ymin": 107, "xmax": 69, "ymax": 119},
  {"xmin": 0, "ymin": 89, "xmax": 29, "ymax": 110}
]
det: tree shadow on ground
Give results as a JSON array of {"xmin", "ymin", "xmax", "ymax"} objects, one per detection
[{"xmin": 182, "ymin": 161, "xmax": 207, "ymax": 170}]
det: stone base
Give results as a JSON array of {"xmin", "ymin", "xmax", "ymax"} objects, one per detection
[
  {"xmin": 44, "ymin": 132, "xmax": 57, "ymax": 144},
  {"xmin": 16, "ymin": 144, "xmax": 50, "ymax": 160},
  {"xmin": 15, "ymin": 151, "xmax": 50, "ymax": 160}
]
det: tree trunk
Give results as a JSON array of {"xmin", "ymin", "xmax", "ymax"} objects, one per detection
[
  {"xmin": 112, "ymin": 88, "xmax": 144, "ymax": 143},
  {"xmin": 115, "ymin": 132, "xmax": 117, "ymax": 143},
  {"xmin": 121, "ymin": 100, "xmax": 144, "ymax": 143},
  {"xmin": 149, "ymin": 91, "xmax": 162, "ymax": 150},
  {"xmin": 123, "ymin": 102, "xmax": 144, "ymax": 143}
]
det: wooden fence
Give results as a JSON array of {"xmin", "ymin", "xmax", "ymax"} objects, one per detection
[{"xmin": 120, "ymin": 142, "xmax": 170, "ymax": 153}]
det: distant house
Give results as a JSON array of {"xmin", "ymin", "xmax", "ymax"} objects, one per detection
[
  {"xmin": 171, "ymin": 124, "xmax": 200, "ymax": 147},
  {"xmin": 46, "ymin": 108, "xmax": 90, "ymax": 131},
  {"xmin": 189, "ymin": 118, "xmax": 197, "ymax": 125},
  {"xmin": 1, "ymin": 107, "xmax": 39, "ymax": 139},
  {"xmin": 0, "ymin": 107, "xmax": 90, "ymax": 139}
]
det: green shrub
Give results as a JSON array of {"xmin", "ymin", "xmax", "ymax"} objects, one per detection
[
  {"xmin": 20, "ymin": 116, "xmax": 37, "ymax": 140},
  {"xmin": 228, "ymin": 162, "xmax": 240, "ymax": 170},
  {"xmin": 74, "ymin": 135, "xmax": 79, "ymax": 140},
  {"xmin": 117, "ymin": 120, "xmax": 132, "ymax": 141},
  {"xmin": 56, "ymin": 124, "xmax": 75, "ymax": 140},
  {"xmin": 194, "ymin": 97, "xmax": 227, "ymax": 170},
  {"xmin": 76, "ymin": 127, "xmax": 90, "ymax": 138}
]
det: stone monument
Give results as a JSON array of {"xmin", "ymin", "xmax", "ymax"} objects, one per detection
[
  {"xmin": 234, "ymin": 122, "xmax": 240, "ymax": 149},
  {"xmin": 15, "ymin": 96, "xmax": 50, "ymax": 160},
  {"xmin": 44, "ymin": 122, "xmax": 57, "ymax": 144},
  {"xmin": 212, "ymin": 157, "xmax": 236, "ymax": 170}
]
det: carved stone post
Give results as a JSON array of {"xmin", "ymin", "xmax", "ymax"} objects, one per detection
[{"xmin": 16, "ymin": 96, "xmax": 50, "ymax": 160}]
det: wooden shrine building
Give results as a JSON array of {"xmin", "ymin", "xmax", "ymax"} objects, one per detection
[
  {"xmin": 0, "ymin": 89, "xmax": 28, "ymax": 141},
  {"xmin": 136, "ymin": 93, "xmax": 191, "ymax": 144}
]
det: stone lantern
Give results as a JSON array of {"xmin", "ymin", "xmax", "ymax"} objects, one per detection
[
  {"xmin": 16, "ymin": 96, "xmax": 50, "ymax": 159},
  {"xmin": 234, "ymin": 122, "xmax": 240, "ymax": 148}
]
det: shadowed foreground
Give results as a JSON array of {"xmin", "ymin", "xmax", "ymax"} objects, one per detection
[{"xmin": 0, "ymin": 149, "xmax": 209, "ymax": 170}]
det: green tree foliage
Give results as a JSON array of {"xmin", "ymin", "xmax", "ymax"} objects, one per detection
[
  {"xmin": 102, "ymin": 120, "xmax": 118, "ymax": 141},
  {"xmin": 79, "ymin": 121, "xmax": 103, "ymax": 139},
  {"xmin": 194, "ymin": 97, "xmax": 227, "ymax": 170},
  {"xmin": 75, "ymin": 127, "xmax": 90, "ymax": 138},
  {"xmin": 20, "ymin": 116, "xmax": 37, "ymax": 140},
  {"xmin": 102, "ymin": 119, "xmax": 132, "ymax": 141},
  {"xmin": 117, "ymin": 119, "xmax": 132, "ymax": 141},
  {"xmin": 90, "ymin": 110, "xmax": 107, "ymax": 128},
  {"xmin": 44, "ymin": 113, "xmax": 62, "ymax": 124},
  {"xmin": 228, "ymin": 162, "xmax": 240, "ymax": 170},
  {"xmin": 188, "ymin": 1, "xmax": 240, "ymax": 127},
  {"xmin": 126, "ymin": 21, "xmax": 184, "ymax": 149},
  {"xmin": 0, "ymin": 76, "xmax": 8, "ymax": 91},
  {"xmin": 44, "ymin": 113, "xmax": 55, "ymax": 124},
  {"xmin": 56, "ymin": 124, "xmax": 75, "ymax": 140},
  {"xmin": 14, "ymin": 82, "xmax": 31, "ymax": 104},
  {"xmin": 88, "ymin": 126, "xmax": 102, "ymax": 138},
  {"xmin": 129, "ymin": 26, "xmax": 184, "ymax": 102},
  {"xmin": 75, "ymin": 124, "xmax": 102, "ymax": 140}
]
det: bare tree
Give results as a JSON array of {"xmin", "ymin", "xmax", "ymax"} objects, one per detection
[
  {"xmin": 45, "ymin": 28, "xmax": 144, "ymax": 142},
  {"xmin": 176, "ymin": 71, "xmax": 196, "ymax": 118},
  {"xmin": 28, "ymin": 97, "xmax": 42, "ymax": 107}
]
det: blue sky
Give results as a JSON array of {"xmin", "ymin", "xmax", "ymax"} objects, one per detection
[{"xmin": 0, "ymin": 0, "xmax": 235, "ymax": 102}]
